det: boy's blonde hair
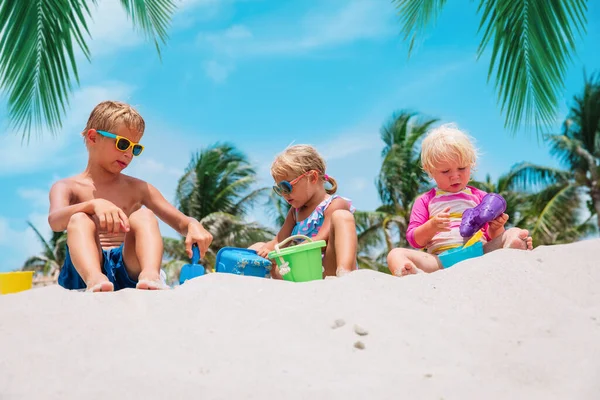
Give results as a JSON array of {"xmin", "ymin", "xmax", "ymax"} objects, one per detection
[
  {"xmin": 421, "ymin": 123, "xmax": 478, "ymax": 175},
  {"xmin": 82, "ymin": 100, "xmax": 145, "ymax": 139},
  {"xmin": 271, "ymin": 144, "xmax": 338, "ymax": 195}
]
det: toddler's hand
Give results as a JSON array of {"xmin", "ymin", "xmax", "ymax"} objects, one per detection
[
  {"xmin": 91, "ymin": 199, "xmax": 129, "ymax": 234},
  {"xmin": 430, "ymin": 206, "xmax": 452, "ymax": 232},
  {"xmin": 489, "ymin": 213, "xmax": 509, "ymax": 233},
  {"xmin": 257, "ymin": 241, "xmax": 276, "ymax": 258},
  {"xmin": 185, "ymin": 220, "xmax": 213, "ymax": 258}
]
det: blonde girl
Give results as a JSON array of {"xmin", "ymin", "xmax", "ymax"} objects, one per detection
[{"xmin": 254, "ymin": 145, "xmax": 358, "ymax": 278}]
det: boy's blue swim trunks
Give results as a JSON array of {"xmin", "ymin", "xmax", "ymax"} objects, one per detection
[{"xmin": 58, "ymin": 244, "xmax": 137, "ymax": 291}]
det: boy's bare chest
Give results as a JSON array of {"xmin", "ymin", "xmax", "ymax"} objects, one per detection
[{"xmin": 73, "ymin": 183, "xmax": 143, "ymax": 216}]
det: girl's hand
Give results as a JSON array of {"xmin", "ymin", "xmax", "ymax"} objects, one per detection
[
  {"xmin": 429, "ymin": 207, "xmax": 452, "ymax": 232},
  {"xmin": 91, "ymin": 199, "xmax": 130, "ymax": 234},
  {"xmin": 185, "ymin": 220, "xmax": 213, "ymax": 258},
  {"xmin": 257, "ymin": 241, "xmax": 276, "ymax": 259},
  {"xmin": 488, "ymin": 213, "xmax": 509, "ymax": 238}
]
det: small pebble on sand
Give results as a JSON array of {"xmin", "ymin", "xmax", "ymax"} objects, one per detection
[
  {"xmin": 354, "ymin": 325, "xmax": 368, "ymax": 336},
  {"xmin": 354, "ymin": 341, "xmax": 365, "ymax": 350},
  {"xmin": 331, "ymin": 319, "xmax": 346, "ymax": 329}
]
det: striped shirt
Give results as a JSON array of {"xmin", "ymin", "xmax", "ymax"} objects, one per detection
[{"xmin": 407, "ymin": 186, "xmax": 491, "ymax": 255}]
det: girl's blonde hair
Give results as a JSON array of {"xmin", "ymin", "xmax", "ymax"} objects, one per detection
[
  {"xmin": 420, "ymin": 123, "xmax": 478, "ymax": 175},
  {"xmin": 82, "ymin": 100, "xmax": 145, "ymax": 140},
  {"xmin": 271, "ymin": 144, "xmax": 337, "ymax": 194}
]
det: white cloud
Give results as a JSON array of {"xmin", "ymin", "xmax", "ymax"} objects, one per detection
[
  {"xmin": 318, "ymin": 133, "xmax": 380, "ymax": 162},
  {"xmin": 17, "ymin": 189, "xmax": 49, "ymax": 210},
  {"xmin": 196, "ymin": 0, "xmax": 395, "ymax": 80},
  {"xmin": 199, "ymin": 1, "xmax": 393, "ymax": 56},
  {"xmin": 203, "ymin": 60, "xmax": 235, "ymax": 83}
]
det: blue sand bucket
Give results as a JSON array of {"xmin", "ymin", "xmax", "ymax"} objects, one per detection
[
  {"xmin": 438, "ymin": 241, "xmax": 484, "ymax": 269},
  {"xmin": 215, "ymin": 247, "xmax": 271, "ymax": 278}
]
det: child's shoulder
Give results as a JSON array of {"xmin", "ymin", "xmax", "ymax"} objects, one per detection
[
  {"xmin": 466, "ymin": 185, "xmax": 487, "ymax": 199},
  {"xmin": 415, "ymin": 188, "xmax": 437, "ymax": 203},
  {"xmin": 50, "ymin": 173, "xmax": 86, "ymax": 190},
  {"xmin": 327, "ymin": 194, "xmax": 355, "ymax": 212}
]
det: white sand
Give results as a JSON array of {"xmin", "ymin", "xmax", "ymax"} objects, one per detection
[{"xmin": 1, "ymin": 239, "xmax": 599, "ymax": 399}]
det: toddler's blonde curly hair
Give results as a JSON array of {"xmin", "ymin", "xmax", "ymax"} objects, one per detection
[{"xmin": 421, "ymin": 123, "xmax": 479, "ymax": 175}]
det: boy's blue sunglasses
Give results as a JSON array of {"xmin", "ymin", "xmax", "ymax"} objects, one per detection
[{"xmin": 96, "ymin": 130, "xmax": 144, "ymax": 156}]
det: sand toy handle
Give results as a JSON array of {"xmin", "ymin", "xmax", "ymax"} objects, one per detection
[{"xmin": 273, "ymin": 235, "xmax": 313, "ymax": 271}]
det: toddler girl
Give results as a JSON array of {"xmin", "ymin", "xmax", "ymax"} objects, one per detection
[
  {"xmin": 387, "ymin": 124, "xmax": 533, "ymax": 276},
  {"xmin": 254, "ymin": 145, "xmax": 358, "ymax": 278}
]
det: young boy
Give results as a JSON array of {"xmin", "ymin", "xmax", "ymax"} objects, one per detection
[
  {"xmin": 49, "ymin": 101, "xmax": 212, "ymax": 292},
  {"xmin": 387, "ymin": 124, "xmax": 533, "ymax": 277}
]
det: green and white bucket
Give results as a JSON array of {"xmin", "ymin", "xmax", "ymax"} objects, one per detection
[{"xmin": 268, "ymin": 235, "xmax": 326, "ymax": 282}]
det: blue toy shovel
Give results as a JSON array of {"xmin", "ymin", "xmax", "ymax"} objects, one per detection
[{"xmin": 179, "ymin": 244, "xmax": 205, "ymax": 285}]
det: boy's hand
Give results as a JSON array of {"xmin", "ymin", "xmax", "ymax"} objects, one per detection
[
  {"xmin": 257, "ymin": 241, "xmax": 276, "ymax": 258},
  {"xmin": 488, "ymin": 213, "xmax": 509, "ymax": 238},
  {"xmin": 185, "ymin": 220, "xmax": 213, "ymax": 258},
  {"xmin": 91, "ymin": 199, "xmax": 130, "ymax": 234},
  {"xmin": 429, "ymin": 207, "xmax": 452, "ymax": 232}
]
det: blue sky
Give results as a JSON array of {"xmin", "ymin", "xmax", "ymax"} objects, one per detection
[{"xmin": 0, "ymin": 0, "xmax": 599, "ymax": 272}]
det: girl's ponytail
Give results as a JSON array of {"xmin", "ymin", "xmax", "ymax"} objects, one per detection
[{"xmin": 324, "ymin": 174, "xmax": 338, "ymax": 195}]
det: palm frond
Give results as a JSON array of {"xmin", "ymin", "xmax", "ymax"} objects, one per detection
[
  {"xmin": 393, "ymin": 0, "xmax": 448, "ymax": 56},
  {"xmin": 0, "ymin": 0, "xmax": 94, "ymax": 140},
  {"xmin": 524, "ymin": 183, "xmax": 582, "ymax": 244},
  {"xmin": 265, "ymin": 191, "xmax": 289, "ymax": 227},
  {"xmin": 476, "ymin": 0, "xmax": 587, "ymax": 131},
  {"xmin": 0, "ymin": 0, "xmax": 176, "ymax": 140},
  {"xmin": 562, "ymin": 72, "xmax": 600, "ymax": 158},
  {"xmin": 118, "ymin": 0, "xmax": 176, "ymax": 57},
  {"xmin": 27, "ymin": 221, "xmax": 55, "ymax": 259},
  {"xmin": 505, "ymin": 161, "xmax": 571, "ymax": 192}
]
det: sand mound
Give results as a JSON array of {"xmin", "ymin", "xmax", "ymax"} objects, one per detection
[{"xmin": 1, "ymin": 240, "xmax": 599, "ymax": 399}]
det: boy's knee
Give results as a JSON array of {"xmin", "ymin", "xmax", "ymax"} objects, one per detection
[
  {"xmin": 331, "ymin": 209, "xmax": 355, "ymax": 224},
  {"xmin": 129, "ymin": 208, "xmax": 158, "ymax": 227},
  {"xmin": 67, "ymin": 212, "xmax": 95, "ymax": 232}
]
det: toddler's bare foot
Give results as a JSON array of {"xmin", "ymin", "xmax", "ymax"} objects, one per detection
[
  {"xmin": 393, "ymin": 261, "xmax": 422, "ymax": 277},
  {"xmin": 505, "ymin": 228, "xmax": 533, "ymax": 250}
]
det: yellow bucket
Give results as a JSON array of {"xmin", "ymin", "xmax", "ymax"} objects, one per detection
[{"xmin": 0, "ymin": 271, "xmax": 35, "ymax": 294}]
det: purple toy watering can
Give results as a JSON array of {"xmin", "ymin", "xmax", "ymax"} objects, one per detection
[{"xmin": 459, "ymin": 193, "xmax": 507, "ymax": 238}]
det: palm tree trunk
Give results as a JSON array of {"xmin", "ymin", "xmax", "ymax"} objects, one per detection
[{"xmin": 592, "ymin": 189, "xmax": 600, "ymax": 234}]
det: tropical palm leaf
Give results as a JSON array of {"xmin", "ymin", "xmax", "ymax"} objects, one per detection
[
  {"xmin": 265, "ymin": 190, "xmax": 289, "ymax": 227},
  {"xmin": 393, "ymin": 0, "xmax": 587, "ymax": 131},
  {"xmin": 394, "ymin": 0, "xmax": 448, "ymax": 56},
  {"xmin": 523, "ymin": 182, "xmax": 582, "ymax": 245},
  {"xmin": 176, "ymin": 143, "xmax": 260, "ymax": 220},
  {"xmin": 503, "ymin": 162, "xmax": 571, "ymax": 192},
  {"xmin": 0, "ymin": 0, "xmax": 176, "ymax": 140},
  {"xmin": 118, "ymin": 0, "xmax": 176, "ymax": 56}
]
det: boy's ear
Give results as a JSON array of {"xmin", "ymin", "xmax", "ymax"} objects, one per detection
[{"xmin": 86, "ymin": 129, "xmax": 98, "ymax": 144}]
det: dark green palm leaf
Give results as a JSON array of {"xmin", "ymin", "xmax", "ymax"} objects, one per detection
[
  {"xmin": 504, "ymin": 161, "xmax": 571, "ymax": 192},
  {"xmin": 393, "ymin": 0, "xmax": 587, "ymax": 131},
  {"xmin": 0, "ymin": 0, "xmax": 175, "ymax": 140},
  {"xmin": 476, "ymin": 0, "xmax": 587, "ymax": 131},
  {"xmin": 27, "ymin": 221, "xmax": 55, "ymax": 260},
  {"xmin": 0, "ymin": 0, "xmax": 94, "ymax": 140},
  {"xmin": 394, "ymin": 0, "xmax": 448, "ymax": 56},
  {"xmin": 118, "ymin": 0, "xmax": 175, "ymax": 56}
]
